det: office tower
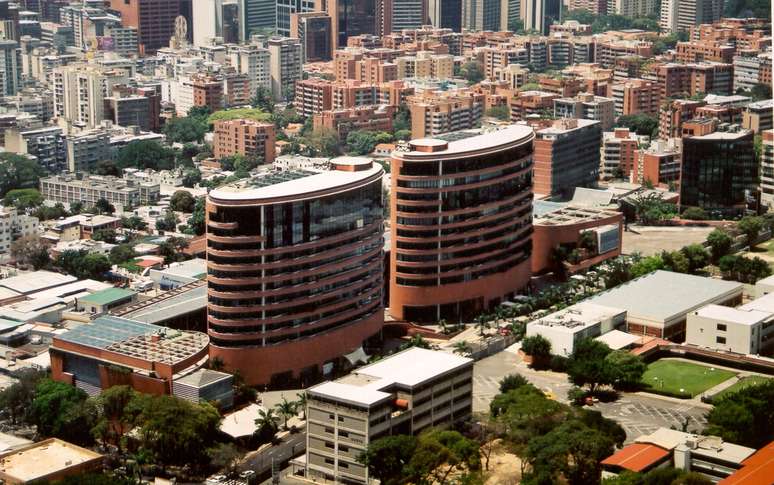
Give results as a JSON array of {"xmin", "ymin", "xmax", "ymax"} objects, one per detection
[
  {"xmin": 521, "ymin": 0, "xmax": 560, "ymax": 35},
  {"xmin": 193, "ymin": 0, "xmax": 241, "ymax": 46},
  {"xmin": 323, "ymin": 0, "xmax": 378, "ymax": 49},
  {"xmin": 428, "ymin": 0, "xmax": 462, "ymax": 31},
  {"xmin": 389, "ymin": 126, "xmax": 534, "ymax": 322},
  {"xmin": 660, "ymin": 0, "xmax": 723, "ymax": 33},
  {"xmin": 0, "ymin": 40, "xmax": 21, "ymax": 96},
  {"xmin": 290, "ymin": 12, "xmax": 332, "ymax": 62},
  {"xmin": 276, "ymin": 0, "xmax": 314, "ymax": 37},
  {"xmin": 305, "ymin": 348, "xmax": 474, "ymax": 484},
  {"xmin": 109, "ymin": 0, "xmax": 179, "ymax": 54},
  {"xmin": 680, "ymin": 129, "xmax": 756, "ymax": 217},
  {"xmin": 462, "ymin": 0, "xmax": 501, "ymax": 31},
  {"xmin": 386, "ymin": 0, "xmax": 425, "ymax": 32},
  {"xmin": 533, "ymin": 118, "xmax": 602, "ymax": 199},
  {"xmin": 206, "ymin": 158, "xmax": 384, "ymax": 386},
  {"xmin": 760, "ymin": 130, "xmax": 774, "ymax": 209},
  {"xmin": 267, "ymin": 36, "xmax": 302, "ymax": 101},
  {"xmin": 238, "ymin": 0, "xmax": 275, "ymax": 38}
]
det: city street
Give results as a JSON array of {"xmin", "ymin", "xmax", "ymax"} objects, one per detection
[
  {"xmin": 473, "ymin": 347, "xmax": 708, "ymax": 442},
  {"xmin": 239, "ymin": 432, "xmax": 305, "ymax": 478}
]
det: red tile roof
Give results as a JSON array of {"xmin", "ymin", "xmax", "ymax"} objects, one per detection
[
  {"xmin": 720, "ymin": 441, "xmax": 774, "ymax": 485},
  {"xmin": 601, "ymin": 443, "xmax": 671, "ymax": 473}
]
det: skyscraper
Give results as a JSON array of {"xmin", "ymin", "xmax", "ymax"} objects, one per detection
[
  {"xmin": 238, "ymin": 0, "xmax": 276, "ymax": 37},
  {"xmin": 109, "ymin": 0, "xmax": 179, "ymax": 54},
  {"xmin": 0, "ymin": 40, "xmax": 21, "ymax": 96},
  {"xmin": 428, "ymin": 0, "xmax": 462, "ymax": 31},
  {"xmin": 193, "ymin": 0, "xmax": 241, "ymax": 46},
  {"xmin": 206, "ymin": 158, "xmax": 384, "ymax": 386},
  {"xmin": 660, "ymin": 0, "xmax": 723, "ymax": 33},
  {"xmin": 521, "ymin": 0, "xmax": 561, "ymax": 34},
  {"xmin": 290, "ymin": 11, "xmax": 332, "ymax": 62},
  {"xmin": 462, "ymin": 0, "xmax": 501, "ymax": 31},
  {"xmin": 322, "ymin": 0, "xmax": 378, "ymax": 49},
  {"xmin": 386, "ymin": 0, "xmax": 426, "ymax": 32},
  {"xmin": 276, "ymin": 0, "xmax": 314, "ymax": 37}
]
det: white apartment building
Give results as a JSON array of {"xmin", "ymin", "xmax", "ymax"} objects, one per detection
[
  {"xmin": 40, "ymin": 174, "xmax": 160, "ymax": 209},
  {"xmin": 305, "ymin": 348, "xmax": 473, "ymax": 484},
  {"xmin": 227, "ymin": 43, "xmax": 271, "ymax": 97},
  {"xmin": 496, "ymin": 63, "xmax": 530, "ymax": 90},
  {"xmin": 52, "ymin": 64, "xmax": 129, "ymax": 129},
  {"xmin": 554, "ymin": 93, "xmax": 616, "ymax": 131},
  {"xmin": 608, "ymin": 0, "xmax": 659, "ymax": 17},
  {"xmin": 0, "ymin": 207, "xmax": 38, "ymax": 258},
  {"xmin": 660, "ymin": 0, "xmax": 723, "ymax": 33}
]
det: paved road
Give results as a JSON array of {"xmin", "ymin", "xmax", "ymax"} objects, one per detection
[
  {"xmin": 473, "ymin": 348, "xmax": 708, "ymax": 443},
  {"xmin": 239, "ymin": 432, "xmax": 305, "ymax": 477}
]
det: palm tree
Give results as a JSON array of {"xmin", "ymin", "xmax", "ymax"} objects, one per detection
[
  {"xmin": 296, "ymin": 392, "xmax": 307, "ymax": 420},
  {"xmin": 255, "ymin": 408, "xmax": 279, "ymax": 438},
  {"xmin": 475, "ymin": 314, "xmax": 489, "ymax": 337},
  {"xmin": 275, "ymin": 397, "xmax": 297, "ymax": 430},
  {"xmin": 452, "ymin": 341, "xmax": 472, "ymax": 356}
]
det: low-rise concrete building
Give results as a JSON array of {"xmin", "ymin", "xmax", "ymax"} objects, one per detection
[
  {"xmin": 305, "ymin": 348, "xmax": 473, "ymax": 484},
  {"xmin": 40, "ymin": 174, "xmax": 160, "ymax": 208},
  {"xmin": 527, "ymin": 302, "xmax": 627, "ymax": 356},
  {"xmin": 0, "ymin": 438, "xmax": 103, "ymax": 484}
]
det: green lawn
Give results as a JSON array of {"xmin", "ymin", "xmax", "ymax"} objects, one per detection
[
  {"xmin": 713, "ymin": 375, "xmax": 772, "ymax": 400},
  {"xmin": 642, "ymin": 359, "xmax": 736, "ymax": 398}
]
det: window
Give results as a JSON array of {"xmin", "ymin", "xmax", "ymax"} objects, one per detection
[
  {"xmin": 717, "ymin": 323, "xmax": 727, "ymax": 331},
  {"xmin": 325, "ymin": 442, "xmax": 334, "ymax": 449},
  {"xmin": 325, "ymin": 458, "xmax": 334, "ymax": 465},
  {"xmin": 716, "ymin": 336, "xmax": 726, "ymax": 344},
  {"xmin": 339, "ymin": 431, "xmax": 349, "ymax": 438},
  {"xmin": 338, "ymin": 416, "xmax": 344, "ymax": 422},
  {"xmin": 340, "ymin": 445, "xmax": 349, "ymax": 452}
]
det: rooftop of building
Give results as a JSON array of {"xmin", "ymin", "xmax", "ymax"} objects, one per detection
[
  {"xmin": 308, "ymin": 348, "xmax": 472, "ymax": 407},
  {"xmin": 41, "ymin": 174, "xmax": 159, "ymax": 190},
  {"xmin": 694, "ymin": 304, "xmax": 771, "ymax": 325},
  {"xmin": 534, "ymin": 204, "xmax": 620, "ymax": 226},
  {"xmin": 720, "ymin": 440, "xmax": 774, "ymax": 485},
  {"xmin": 113, "ymin": 280, "xmax": 207, "ymax": 324},
  {"xmin": 636, "ymin": 428, "xmax": 755, "ymax": 464},
  {"xmin": 153, "ymin": 258, "xmax": 207, "ymax": 280},
  {"xmin": 208, "ymin": 157, "xmax": 382, "ymax": 202},
  {"xmin": 77, "ymin": 287, "xmax": 136, "ymax": 306},
  {"xmin": 536, "ymin": 118, "xmax": 599, "ymax": 135},
  {"xmin": 174, "ymin": 367, "xmax": 232, "ymax": 388},
  {"xmin": 601, "ymin": 443, "xmax": 671, "ymax": 472},
  {"xmin": 746, "ymin": 99, "xmax": 774, "ymax": 110},
  {"xmin": 0, "ymin": 271, "xmax": 76, "ymax": 295},
  {"xmin": 595, "ymin": 329, "xmax": 640, "ymax": 350},
  {"xmin": 529, "ymin": 302, "xmax": 626, "ymax": 333},
  {"xmin": 0, "ymin": 438, "xmax": 102, "ymax": 483},
  {"xmin": 394, "ymin": 125, "xmax": 534, "ymax": 160},
  {"xmin": 588, "ymin": 270, "xmax": 743, "ymax": 324},
  {"xmin": 55, "ymin": 315, "xmax": 208, "ymax": 366}
]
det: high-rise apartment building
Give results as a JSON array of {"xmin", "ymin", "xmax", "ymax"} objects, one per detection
[
  {"xmin": 601, "ymin": 128, "xmax": 639, "ymax": 180},
  {"xmin": 610, "ymin": 79, "xmax": 660, "ymax": 117},
  {"xmin": 680, "ymin": 129, "xmax": 756, "ymax": 217},
  {"xmin": 608, "ymin": 0, "xmax": 658, "ymax": 17},
  {"xmin": 64, "ymin": 129, "xmax": 110, "ymax": 173},
  {"xmin": 660, "ymin": 0, "xmax": 723, "ymax": 33},
  {"xmin": 553, "ymin": 93, "xmax": 615, "ymax": 130},
  {"xmin": 428, "ymin": 0, "xmax": 462, "ymax": 32},
  {"xmin": 206, "ymin": 158, "xmax": 384, "ymax": 386},
  {"xmin": 290, "ymin": 12, "xmax": 332, "ymax": 62},
  {"xmin": 212, "ymin": 119, "xmax": 277, "ymax": 163},
  {"xmin": 389, "ymin": 126, "xmax": 534, "ymax": 322},
  {"xmin": 193, "ymin": 0, "xmax": 241, "ymax": 46},
  {"xmin": 305, "ymin": 348, "xmax": 473, "ymax": 484},
  {"xmin": 267, "ymin": 36, "xmax": 302, "ymax": 101},
  {"xmin": 407, "ymin": 90, "xmax": 485, "ymax": 138},
  {"xmin": 760, "ymin": 130, "xmax": 774, "ymax": 209},
  {"xmin": 52, "ymin": 64, "xmax": 129, "ymax": 129},
  {"xmin": 5, "ymin": 126, "xmax": 66, "ymax": 173},
  {"xmin": 108, "ymin": 0, "xmax": 179, "ymax": 54},
  {"xmin": 462, "ymin": 0, "xmax": 501, "ymax": 31},
  {"xmin": 521, "ymin": 0, "xmax": 561, "ymax": 35},
  {"xmin": 533, "ymin": 118, "xmax": 601, "ymax": 198},
  {"xmin": 227, "ymin": 43, "xmax": 271, "ymax": 97},
  {"xmin": 633, "ymin": 138, "xmax": 682, "ymax": 187},
  {"xmin": 276, "ymin": 0, "xmax": 314, "ymax": 37},
  {"xmin": 0, "ymin": 40, "xmax": 21, "ymax": 96}
]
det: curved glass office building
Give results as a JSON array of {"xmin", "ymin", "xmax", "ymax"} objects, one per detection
[
  {"xmin": 389, "ymin": 126, "xmax": 535, "ymax": 323},
  {"xmin": 206, "ymin": 158, "xmax": 384, "ymax": 386}
]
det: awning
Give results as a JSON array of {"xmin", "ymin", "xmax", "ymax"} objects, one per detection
[{"xmin": 343, "ymin": 346, "xmax": 369, "ymax": 366}]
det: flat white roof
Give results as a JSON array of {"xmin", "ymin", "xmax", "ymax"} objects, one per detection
[
  {"xmin": 0, "ymin": 271, "xmax": 76, "ymax": 295},
  {"xmin": 309, "ymin": 348, "xmax": 472, "ymax": 407},
  {"xmin": 739, "ymin": 291, "xmax": 774, "ymax": 313},
  {"xmin": 209, "ymin": 164, "xmax": 382, "ymax": 201},
  {"xmin": 595, "ymin": 329, "xmax": 640, "ymax": 350},
  {"xmin": 0, "ymin": 438, "xmax": 102, "ymax": 482},
  {"xmin": 694, "ymin": 304, "xmax": 771, "ymax": 326},
  {"xmin": 395, "ymin": 125, "xmax": 534, "ymax": 159},
  {"xmin": 530, "ymin": 302, "xmax": 625, "ymax": 333}
]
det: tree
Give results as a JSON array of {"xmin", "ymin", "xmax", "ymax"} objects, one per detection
[
  {"xmin": 91, "ymin": 385, "xmax": 136, "ymax": 450},
  {"xmin": 737, "ymin": 215, "xmax": 765, "ymax": 245},
  {"xmin": 393, "ymin": 106, "xmax": 411, "ymax": 132},
  {"xmin": 182, "ymin": 167, "xmax": 202, "ymax": 188},
  {"xmin": 11, "ymin": 235, "xmax": 50, "ymax": 269},
  {"xmin": 524, "ymin": 419, "xmax": 615, "ymax": 485},
  {"xmin": 452, "ymin": 340, "xmax": 473, "ymax": 356},
  {"xmin": 296, "ymin": 392, "xmax": 307, "ymax": 420},
  {"xmin": 706, "ymin": 229, "xmax": 733, "ymax": 263},
  {"xmin": 399, "ymin": 334, "xmax": 431, "ymax": 350},
  {"xmin": 155, "ymin": 210, "xmax": 179, "ymax": 232},
  {"xmin": 304, "ymin": 127, "xmax": 340, "ymax": 157},
  {"xmin": 0, "ymin": 369, "xmax": 46, "ymax": 425},
  {"xmin": 359, "ymin": 435, "xmax": 418, "ymax": 485},
  {"xmin": 91, "ymin": 229, "xmax": 117, "ymax": 244},
  {"xmin": 121, "ymin": 215, "xmax": 148, "ymax": 231},
  {"xmin": 346, "ymin": 130, "xmax": 379, "ymax": 155},
  {"xmin": 93, "ymin": 198, "xmax": 115, "ymax": 215},
  {"xmin": 32, "ymin": 378, "xmax": 95, "ymax": 445},
  {"xmin": 186, "ymin": 197, "xmax": 206, "ymax": 236},
  {"xmin": 486, "ymin": 105, "xmax": 510, "ymax": 121},
  {"xmin": 170, "ymin": 190, "xmax": 196, "ymax": 212},
  {"xmin": 718, "ymin": 254, "xmax": 772, "ymax": 283},
  {"xmin": 605, "ymin": 351, "xmax": 646, "ymax": 390},
  {"xmin": 275, "ymin": 396, "xmax": 297, "ymax": 430},
  {"xmin": 163, "ymin": 115, "xmax": 208, "ymax": 143},
  {"xmin": 116, "ymin": 140, "xmax": 175, "ymax": 171},
  {"xmin": 94, "ymin": 159, "xmax": 121, "ymax": 176},
  {"xmin": 681, "ymin": 207, "xmax": 708, "ymax": 220},
  {"xmin": 110, "ymin": 244, "xmax": 136, "ymax": 265},
  {"xmin": 566, "ymin": 338, "xmax": 614, "ymax": 395},
  {"xmin": 251, "ymin": 86, "xmax": 275, "ymax": 113},
  {"xmin": 679, "ymin": 244, "xmax": 709, "ymax": 274},
  {"xmin": 34, "ymin": 202, "xmax": 69, "ymax": 221},
  {"xmin": 129, "ymin": 394, "xmax": 221, "ymax": 468},
  {"xmin": 395, "ymin": 129, "xmax": 412, "ymax": 141},
  {"xmin": 3, "ymin": 188, "xmax": 43, "ymax": 209},
  {"xmin": 661, "ymin": 250, "xmax": 691, "ymax": 274},
  {"xmin": 617, "ymin": 113, "xmax": 658, "ymax": 137},
  {"xmin": 630, "ymin": 254, "xmax": 665, "ymax": 278},
  {"xmin": 254, "ymin": 407, "xmax": 279, "ymax": 443},
  {"xmin": 521, "ymin": 334, "xmax": 552, "ymax": 359},
  {"xmin": 499, "ymin": 373, "xmax": 530, "ymax": 393},
  {"xmin": 55, "ymin": 250, "xmax": 111, "ymax": 280},
  {"xmin": 460, "ymin": 61, "xmax": 485, "ymax": 85},
  {"xmin": 0, "ymin": 153, "xmax": 44, "ymax": 198},
  {"xmin": 405, "ymin": 430, "xmax": 480, "ymax": 484},
  {"xmin": 208, "ymin": 443, "xmax": 241, "ymax": 478}
]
